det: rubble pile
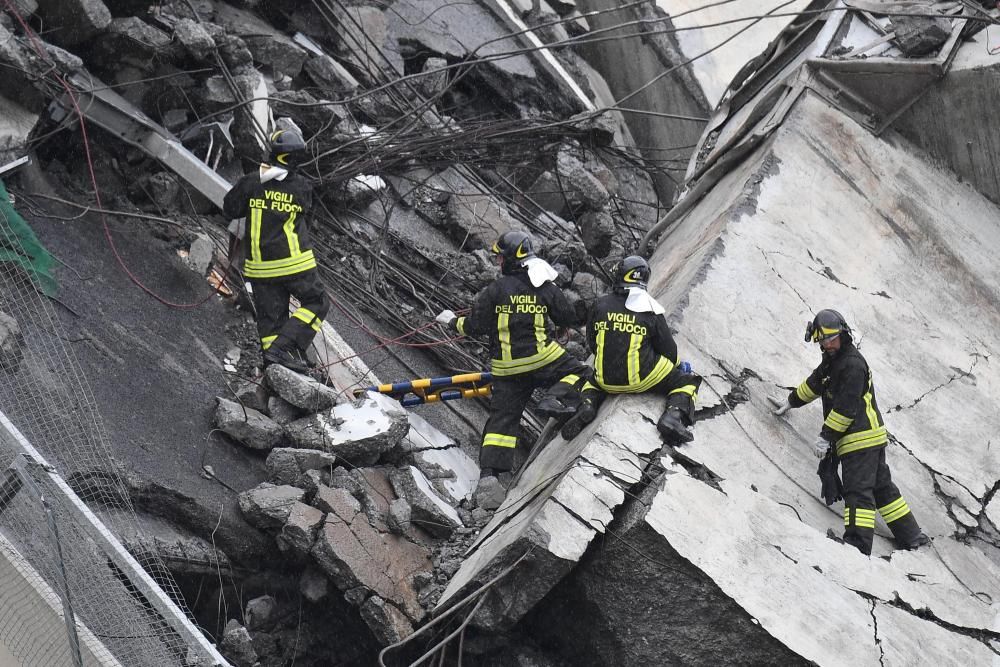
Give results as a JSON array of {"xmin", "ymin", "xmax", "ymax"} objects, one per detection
[{"xmin": 214, "ymin": 366, "xmax": 486, "ymax": 656}]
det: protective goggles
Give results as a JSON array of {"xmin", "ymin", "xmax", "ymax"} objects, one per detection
[{"xmin": 804, "ymin": 321, "xmax": 841, "ymax": 343}]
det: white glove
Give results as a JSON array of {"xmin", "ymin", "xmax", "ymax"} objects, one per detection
[
  {"xmin": 812, "ymin": 436, "xmax": 831, "ymax": 459},
  {"xmin": 435, "ymin": 309, "xmax": 457, "ymax": 326},
  {"xmin": 767, "ymin": 395, "xmax": 791, "ymax": 417}
]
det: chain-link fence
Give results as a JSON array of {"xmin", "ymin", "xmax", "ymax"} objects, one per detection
[{"xmin": 0, "ymin": 179, "xmax": 228, "ymax": 666}]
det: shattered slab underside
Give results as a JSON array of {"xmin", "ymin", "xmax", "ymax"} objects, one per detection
[{"xmin": 439, "ymin": 90, "xmax": 1000, "ymax": 661}]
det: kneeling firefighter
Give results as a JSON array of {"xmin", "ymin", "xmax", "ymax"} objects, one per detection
[
  {"xmin": 771, "ymin": 309, "xmax": 929, "ymax": 555},
  {"xmin": 558, "ymin": 256, "xmax": 702, "ymax": 442},
  {"xmin": 436, "ymin": 231, "xmax": 594, "ymax": 477},
  {"xmin": 223, "ymin": 128, "xmax": 329, "ymax": 373}
]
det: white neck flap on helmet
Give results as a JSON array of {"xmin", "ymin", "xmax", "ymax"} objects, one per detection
[
  {"xmin": 523, "ymin": 257, "xmax": 558, "ymax": 287},
  {"xmin": 259, "ymin": 164, "xmax": 289, "ymax": 183},
  {"xmin": 625, "ymin": 286, "xmax": 664, "ymax": 314}
]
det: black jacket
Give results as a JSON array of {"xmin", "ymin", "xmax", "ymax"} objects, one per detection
[
  {"xmin": 587, "ymin": 292, "xmax": 677, "ymax": 392},
  {"xmin": 788, "ymin": 341, "xmax": 887, "ymax": 456},
  {"xmin": 456, "ymin": 272, "xmax": 578, "ymax": 377},
  {"xmin": 222, "ymin": 170, "xmax": 316, "ymax": 280}
]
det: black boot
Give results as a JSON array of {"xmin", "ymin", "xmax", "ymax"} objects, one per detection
[
  {"xmin": 535, "ymin": 394, "xmax": 578, "ymax": 418},
  {"xmin": 263, "ymin": 346, "xmax": 312, "ymax": 374},
  {"xmin": 560, "ymin": 398, "xmax": 597, "ymax": 441},
  {"xmin": 897, "ymin": 532, "xmax": 930, "ymax": 550},
  {"xmin": 657, "ymin": 407, "xmax": 693, "ymax": 444}
]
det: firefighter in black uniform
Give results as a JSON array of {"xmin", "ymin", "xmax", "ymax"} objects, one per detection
[
  {"xmin": 436, "ymin": 230, "xmax": 592, "ymax": 476},
  {"xmin": 771, "ymin": 309, "xmax": 929, "ymax": 555},
  {"xmin": 559, "ymin": 256, "xmax": 702, "ymax": 442},
  {"xmin": 222, "ymin": 128, "xmax": 329, "ymax": 373}
]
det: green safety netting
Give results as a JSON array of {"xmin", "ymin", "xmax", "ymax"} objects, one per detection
[{"xmin": 0, "ymin": 178, "xmax": 57, "ymax": 295}]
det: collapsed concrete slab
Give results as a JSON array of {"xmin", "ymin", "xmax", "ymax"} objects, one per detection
[
  {"xmin": 389, "ymin": 465, "xmax": 463, "ymax": 537},
  {"xmin": 284, "ymin": 392, "xmax": 409, "ymax": 465},
  {"xmin": 214, "ymin": 397, "xmax": 284, "ymax": 450}
]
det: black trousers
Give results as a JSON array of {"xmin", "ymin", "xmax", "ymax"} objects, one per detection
[
  {"xmin": 480, "ymin": 353, "xmax": 590, "ymax": 472},
  {"xmin": 588, "ymin": 367, "xmax": 703, "ymax": 426},
  {"xmin": 250, "ymin": 269, "xmax": 329, "ymax": 354},
  {"xmin": 840, "ymin": 446, "xmax": 922, "ymax": 555}
]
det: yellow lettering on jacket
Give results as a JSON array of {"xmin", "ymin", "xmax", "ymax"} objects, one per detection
[
  {"xmin": 264, "ymin": 190, "xmax": 294, "ymax": 203},
  {"xmin": 509, "ymin": 295, "xmax": 537, "ymax": 305},
  {"xmin": 495, "ymin": 305, "xmax": 513, "ymax": 314},
  {"xmin": 516, "ymin": 304, "xmax": 547, "ymax": 314},
  {"xmin": 249, "ymin": 198, "xmax": 268, "ymax": 209},
  {"xmin": 607, "ymin": 312, "xmax": 636, "ymax": 324}
]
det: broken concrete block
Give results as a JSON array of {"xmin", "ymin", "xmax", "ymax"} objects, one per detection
[
  {"xmin": 174, "ymin": 18, "xmax": 215, "ymax": 61},
  {"xmin": 98, "ymin": 17, "xmax": 175, "ymax": 65},
  {"xmin": 266, "ymin": 395, "xmax": 303, "ymax": 425},
  {"xmin": 244, "ymin": 595, "xmax": 276, "ymax": 631},
  {"xmin": 0, "ymin": 310, "xmax": 24, "ymax": 374},
  {"xmin": 221, "ymin": 619, "xmax": 257, "ymax": 667},
  {"xmin": 266, "ymin": 447, "xmax": 336, "ymax": 485},
  {"xmin": 412, "ymin": 446, "xmax": 479, "ymax": 505},
  {"xmin": 186, "ymin": 233, "xmax": 214, "ymax": 276},
  {"xmin": 304, "ymin": 54, "xmax": 359, "ymax": 94},
  {"xmin": 214, "ymin": 397, "xmax": 284, "ymax": 450},
  {"xmin": 474, "ymin": 476, "xmax": 506, "ymax": 512},
  {"xmin": 390, "ymin": 466, "xmax": 462, "ymax": 537},
  {"xmin": 555, "ymin": 148, "xmax": 610, "ymax": 212},
  {"xmin": 238, "ymin": 483, "xmax": 306, "ymax": 530},
  {"xmin": 312, "ymin": 485, "xmax": 361, "ymax": 518},
  {"xmin": 293, "ymin": 469, "xmax": 328, "ymax": 500},
  {"xmin": 328, "ymin": 467, "xmax": 363, "ymax": 498},
  {"xmin": 299, "ymin": 567, "xmax": 329, "ymax": 603},
  {"xmin": 526, "ymin": 171, "xmax": 569, "ymax": 217},
  {"xmin": 284, "ymin": 393, "xmax": 409, "ymax": 465},
  {"xmin": 418, "ymin": 57, "xmax": 449, "ymax": 99},
  {"xmin": 387, "ymin": 410, "xmax": 455, "ymax": 460},
  {"xmin": 890, "ymin": 15, "xmax": 952, "ymax": 57},
  {"xmin": 264, "ymin": 363, "xmax": 339, "ymax": 412},
  {"xmin": 387, "ymin": 498, "xmax": 411, "ymax": 535},
  {"xmin": 310, "ymin": 504, "xmax": 430, "ymax": 623},
  {"xmin": 231, "ymin": 380, "xmax": 268, "ymax": 413},
  {"xmin": 579, "ymin": 207, "xmax": 615, "ymax": 259},
  {"xmin": 35, "ymin": 0, "xmax": 111, "ymax": 46},
  {"xmin": 570, "ymin": 271, "xmax": 605, "ymax": 304},
  {"xmin": 360, "ymin": 596, "xmax": 414, "ymax": 645},
  {"xmin": 213, "ymin": 0, "xmax": 308, "ymax": 76},
  {"xmin": 279, "ymin": 501, "xmax": 325, "ymax": 556}
]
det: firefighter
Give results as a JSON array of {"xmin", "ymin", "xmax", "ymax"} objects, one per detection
[
  {"xmin": 559, "ymin": 256, "xmax": 702, "ymax": 442},
  {"xmin": 222, "ymin": 128, "xmax": 329, "ymax": 373},
  {"xmin": 771, "ymin": 309, "xmax": 929, "ymax": 555},
  {"xmin": 435, "ymin": 230, "xmax": 592, "ymax": 478}
]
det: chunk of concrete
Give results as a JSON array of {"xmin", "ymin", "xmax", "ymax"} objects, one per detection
[
  {"xmin": 389, "ymin": 466, "xmax": 462, "ymax": 537},
  {"xmin": 387, "ymin": 498, "xmax": 411, "ymax": 535},
  {"xmin": 173, "ymin": 18, "xmax": 215, "ymax": 61},
  {"xmin": 98, "ymin": 17, "xmax": 174, "ymax": 65},
  {"xmin": 221, "ymin": 619, "xmax": 257, "ymax": 667},
  {"xmin": 284, "ymin": 393, "xmax": 409, "ymax": 465},
  {"xmin": 312, "ymin": 485, "xmax": 361, "ymax": 518},
  {"xmin": 238, "ymin": 483, "xmax": 306, "ymax": 530},
  {"xmin": 412, "ymin": 446, "xmax": 479, "ymax": 505},
  {"xmin": 266, "ymin": 395, "xmax": 303, "ymax": 425},
  {"xmin": 473, "ymin": 476, "xmax": 506, "ymax": 512},
  {"xmin": 231, "ymin": 379, "xmax": 268, "ymax": 413},
  {"xmin": 360, "ymin": 596, "xmax": 414, "ymax": 645},
  {"xmin": 304, "ymin": 54, "xmax": 359, "ymax": 94},
  {"xmin": 278, "ymin": 501, "xmax": 325, "ymax": 556},
  {"xmin": 890, "ymin": 15, "xmax": 952, "ymax": 57},
  {"xmin": 214, "ymin": 397, "xmax": 284, "ymax": 450},
  {"xmin": 186, "ymin": 233, "xmax": 214, "ymax": 276},
  {"xmin": 388, "ymin": 410, "xmax": 455, "ymax": 459},
  {"xmin": 264, "ymin": 363, "xmax": 339, "ymax": 412},
  {"xmin": 579, "ymin": 207, "xmax": 615, "ymax": 259},
  {"xmin": 213, "ymin": 0, "xmax": 308, "ymax": 76},
  {"xmin": 266, "ymin": 447, "xmax": 336, "ymax": 485},
  {"xmin": 310, "ymin": 499, "xmax": 431, "ymax": 622},
  {"xmin": 244, "ymin": 595, "xmax": 276, "ymax": 631}
]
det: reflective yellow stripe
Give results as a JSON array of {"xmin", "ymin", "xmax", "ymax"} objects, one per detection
[
  {"xmin": 597, "ymin": 356, "xmax": 673, "ymax": 394},
  {"xmin": 878, "ymin": 497, "xmax": 910, "ymax": 523},
  {"xmin": 292, "ymin": 307, "xmax": 322, "ymax": 332},
  {"xmin": 825, "ymin": 410, "xmax": 853, "ymax": 432},
  {"xmin": 244, "ymin": 250, "xmax": 317, "ymax": 278},
  {"xmin": 482, "ymin": 433, "xmax": 517, "ymax": 448},
  {"xmin": 627, "ymin": 333, "xmax": 642, "ymax": 386},
  {"xmin": 250, "ymin": 207, "xmax": 263, "ymax": 262},
  {"xmin": 498, "ymin": 313, "xmax": 512, "ymax": 361},
  {"xmin": 491, "ymin": 342, "xmax": 564, "ymax": 376},
  {"xmin": 595, "ymin": 329, "xmax": 606, "ymax": 386},
  {"xmin": 669, "ymin": 384, "xmax": 698, "ymax": 401},
  {"xmin": 796, "ymin": 380, "xmax": 817, "ymax": 403},
  {"xmin": 283, "ymin": 210, "xmax": 301, "ymax": 255},
  {"xmin": 863, "ymin": 386, "xmax": 879, "ymax": 429},
  {"xmin": 846, "ymin": 507, "xmax": 877, "ymax": 528},
  {"xmin": 581, "ymin": 382, "xmax": 597, "ymax": 392},
  {"xmin": 261, "ymin": 335, "xmax": 277, "ymax": 350},
  {"xmin": 456, "ymin": 317, "xmax": 466, "ymax": 335},
  {"xmin": 836, "ymin": 426, "xmax": 888, "ymax": 456},
  {"xmin": 534, "ymin": 313, "xmax": 546, "ymax": 354},
  {"xmin": 560, "ymin": 374, "xmax": 580, "ymax": 386}
]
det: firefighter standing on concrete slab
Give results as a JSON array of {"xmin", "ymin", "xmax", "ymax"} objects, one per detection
[
  {"xmin": 559, "ymin": 256, "xmax": 702, "ymax": 442},
  {"xmin": 223, "ymin": 128, "xmax": 329, "ymax": 374},
  {"xmin": 435, "ymin": 230, "xmax": 593, "ymax": 481},
  {"xmin": 771, "ymin": 309, "xmax": 929, "ymax": 555}
]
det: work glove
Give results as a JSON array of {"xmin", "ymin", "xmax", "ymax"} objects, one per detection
[
  {"xmin": 435, "ymin": 309, "xmax": 457, "ymax": 326},
  {"xmin": 767, "ymin": 395, "xmax": 791, "ymax": 417},
  {"xmin": 812, "ymin": 436, "xmax": 831, "ymax": 459}
]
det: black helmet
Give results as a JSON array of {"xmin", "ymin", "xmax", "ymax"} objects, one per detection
[
  {"xmin": 614, "ymin": 255, "xmax": 650, "ymax": 292},
  {"xmin": 491, "ymin": 230, "xmax": 534, "ymax": 273},
  {"xmin": 268, "ymin": 129, "xmax": 306, "ymax": 167},
  {"xmin": 805, "ymin": 309, "xmax": 851, "ymax": 343}
]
